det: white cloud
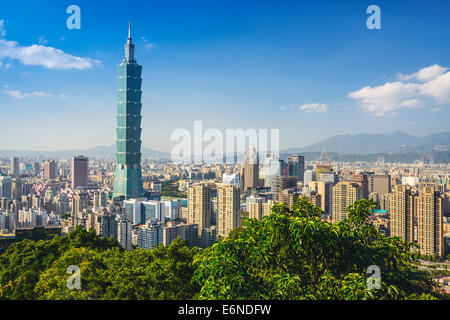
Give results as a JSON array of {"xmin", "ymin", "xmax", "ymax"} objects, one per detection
[
  {"xmin": 280, "ymin": 105, "xmax": 286, "ymax": 110},
  {"xmin": 398, "ymin": 64, "xmax": 448, "ymax": 82},
  {"xmin": 5, "ymin": 90, "xmax": 30, "ymax": 99},
  {"xmin": 431, "ymin": 107, "xmax": 440, "ymax": 113},
  {"xmin": 299, "ymin": 103, "xmax": 327, "ymax": 113},
  {"xmin": 349, "ymin": 64, "xmax": 450, "ymax": 116},
  {"xmin": 0, "ymin": 20, "xmax": 6, "ymax": 37},
  {"xmin": 5, "ymin": 90, "xmax": 66, "ymax": 99},
  {"xmin": 0, "ymin": 39, "xmax": 101, "ymax": 70}
]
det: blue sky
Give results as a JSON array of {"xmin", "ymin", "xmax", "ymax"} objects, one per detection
[{"xmin": 0, "ymin": 0, "xmax": 449, "ymax": 152}]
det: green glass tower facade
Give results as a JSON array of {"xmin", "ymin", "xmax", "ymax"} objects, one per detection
[{"xmin": 113, "ymin": 24, "xmax": 143, "ymax": 199}]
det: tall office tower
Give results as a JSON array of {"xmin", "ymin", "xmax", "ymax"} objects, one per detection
[
  {"xmin": 113, "ymin": 24, "xmax": 144, "ymax": 200},
  {"xmin": 44, "ymin": 160, "xmax": 56, "ymax": 180},
  {"xmin": 389, "ymin": 185, "xmax": 415, "ymax": 243},
  {"xmin": 217, "ymin": 184, "xmax": 240, "ymax": 238},
  {"xmin": 304, "ymin": 170, "xmax": 316, "ymax": 188},
  {"xmin": 416, "ymin": 186, "xmax": 444, "ymax": 257},
  {"xmin": 71, "ymin": 156, "xmax": 89, "ymax": 189},
  {"xmin": 0, "ymin": 176, "xmax": 12, "ymax": 200},
  {"xmin": 332, "ymin": 182, "xmax": 362, "ymax": 222},
  {"xmin": 187, "ymin": 183, "xmax": 211, "ymax": 236},
  {"xmin": 350, "ymin": 173, "xmax": 369, "ymax": 199},
  {"xmin": 368, "ymin": 173, "xmax": 391, "ymax": 195},
  {"xmin": 117, "ymin": 216, "xmax": 132, "ymax": 250},
  {"xmin": 241, "ymin": 145, "xmax": 259, "ymax": 193},
  {"xmin": 288, "ymin": 155, "xmax": 305, "ymax": 181},
  {"xmin": 309, "ymin": 181, "xmax": 333, "ymax": 214},
  {"xmin": 11, "ymin": 178, "xmax": 22, "ymax": 199},
  {"xmin": 9, "ymin": 157, "xmax": 19, "ymax": 177}
]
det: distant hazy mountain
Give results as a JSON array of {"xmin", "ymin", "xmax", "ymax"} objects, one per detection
[
  {"xmin": 283, "ymin": 131, "xmax": 450, "ymax": 155},
  {"xmin": 0, "ymin": 145, "xmax": 170, "ymax": 159}
]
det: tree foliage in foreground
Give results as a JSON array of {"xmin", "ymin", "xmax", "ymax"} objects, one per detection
[
  {"xmin": 0, "ymin": 199, "xmax": 446, "ymax": 300},
  {"xmin": 193, "ymin": 198, "xmax": 443, "ymax": 300}
]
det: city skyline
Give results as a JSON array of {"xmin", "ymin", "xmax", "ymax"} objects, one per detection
[{"xmin": 0, "ymin": 0, "xmax": 449, "ymax": 152}]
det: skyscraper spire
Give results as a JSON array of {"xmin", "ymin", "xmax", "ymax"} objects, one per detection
[{"xmin": 124, "ymin": 22, "xmax": 135, "ymax": 61}]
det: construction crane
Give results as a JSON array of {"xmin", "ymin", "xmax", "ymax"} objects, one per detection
[
  {"xmin": 318, "ymin": 149, "xmax": 332, "ymax": 166},
  {"xmin": 282, "ymin": 161, "xmax": 292, "ymax": 176},
  {"xmin": 316, "ymin": 149, "xmax": 332, "ymax": 180}
]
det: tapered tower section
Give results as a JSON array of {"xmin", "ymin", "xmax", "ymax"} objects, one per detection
[{"xmin": 113, "ymin": 23, "xmax": 143, "ymax": 199}]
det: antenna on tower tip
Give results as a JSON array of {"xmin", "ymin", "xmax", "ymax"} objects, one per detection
[{"xmin": 128, "ymin": 21, "xmax": 131, "ymax": 38}]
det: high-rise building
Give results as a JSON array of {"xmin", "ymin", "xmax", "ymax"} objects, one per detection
[
  {"xmin": 71, "ymin": 156, "xmax": 89, "ymax": 189},
  {"xmin": 113, "ymin": 24, "xmax": 144, "ymax": 200},
  {"xmin": 272, "ymin": 176, "xmax": 297, "ymax": 202},
  {"xmin": 389, "ymin": 185, "xmax": 414, "ymax": 243},
  {"xmin": 332, "ymin": 182, "xmax": 362, "ymax": 222},
  {"xmin": 94, "ymin": 208, "xmax": 117, "ymax": 239},
  {"xmin": 201, "ymin": 226, "xmax": 217, "ymax": 248},
  {"xmin": 0, "ymin": 176, "xmax": 12, "ymax": 200},
  {"xmin": 217, "ymin": 184, "xmax": 240, "ymax": 238},
  {"xmin": 288, "ymin": 155, "xmax": 305, "ymax": 181},
  {"xmin": 319, "ymin": 171, "xmax": 338, "ymax": 184},
  {"xmin": 187, "ymin": 183, "xmax": 211, "ymax": 236},
  {"xmin": 93, "ymin": 191, "xmax": 108, "ymax": 209},
  {"xmin": 123, "ymin": 198, "xmax": 145, "ymax": 225},
  {"xmin": 71, "ymin": 193, "xmax": 88, "ymax": 216},
  {"xmin": 309, "ymin": 181, "xmax": 333, "ymax": 214},
  {"xmin": 11, "ymin": 178, "xmax": 22, "ymax": 199},
  {"xmin": 136, "ymin": 220, "xmax": 163, "ymax": 249},
  {"xmin": 162, "ymin": 221, "xmax": 199, "ymax": 248},
  {"xmin": 9, "ymin": 157, "xmax": 19, "ymax": 177},
  {"xmin": 247, "ymin": 195, "xmax": 264, "ymax": 220},
  {"xmin": 44, "ymin": 160, "xmax": 56, "ymax": 180},
  {"xmin": 370, "ymin": 192, "xmax": 390, "ymax": 211},
  {"xmin": 368, "ymin": 173, "xmax": 391, "ymax": 195},
  {"xmin": 416, "ymin": 185, "xmax": 444, "ymax": 257},
  {"xmin": 350, "ymin": 173, "xmax": 369, "ymax": 199},
  {"xmin": 241, "ymin": 145, "xmax": 259, "ymax": 192},
  {"xmin": 117, "ymin": 216, "xmax": 132, "ymax": 250},
  {"xmin": 141, "ymin": 200, "xmax": 166, "ymax": 224},
  {"xmin": 304, "ymin": 190, "xmax": 321, "ymax": 208},
  {"xmin": 304, "ymin": 170, "xmax": 316, "ymax": 188},
  {"xmin": 278, "ymin": 188, "xmax": 300, "ymax": 210}
]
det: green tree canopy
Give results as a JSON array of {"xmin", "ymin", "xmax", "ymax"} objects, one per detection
[{"xmin": 192, "ymin": 198, "xmax": 441, "ymax": 300}]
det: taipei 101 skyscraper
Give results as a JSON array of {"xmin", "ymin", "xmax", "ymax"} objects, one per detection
[{"xmin": 113, "ymin": 23, "xmax": 144, "ymax": 199}]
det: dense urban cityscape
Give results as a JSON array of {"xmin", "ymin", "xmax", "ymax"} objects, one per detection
[{"xmin": 0, "ymin": 0, "xmax": 449, "ymax": 305}]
